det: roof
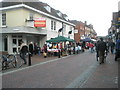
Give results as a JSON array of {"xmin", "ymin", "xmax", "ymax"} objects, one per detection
[{"xmin": 1, "ymin": 0, "xmax": 74, "ymax": 25}]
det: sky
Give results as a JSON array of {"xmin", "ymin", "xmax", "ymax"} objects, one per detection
[
  {"xmin": 0, "ymin": 0, "xmax": 119, "ymax": 36},
  {"xmin": 39, "ymin": 0, "xmax": 119, "ymax": 36}
]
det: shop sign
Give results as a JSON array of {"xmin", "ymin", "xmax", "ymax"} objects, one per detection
[
  {"xmin": 74, "ymin": 29, "xmax": 78, "ymax": 33},
  {"xmin": 34, "ymin": 18, "xmax": 46, "ymax": 27}
]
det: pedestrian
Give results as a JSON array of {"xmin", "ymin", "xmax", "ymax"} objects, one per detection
[
  {"xmin": 34, "ymin": 43, "xmax": 38, "ymax": 55},
  {"xmin": 109, "ymin": 40, "xmax": 115, "ymax": 54},
  {"xmin": 20, "ymin": 41, "xmax": 28, "ymax": 64},
  {"xmin": 81, "ymin": 42, "xmax": 85, "ymax": 52},
  {"xmin": 97, "ymin": 38, "xmax": 107, "ymax": 64},
  {"xmin": 89, "ymin": 42, "xmax": 94, "ymax": 53},
  {"xmin": 68, "ymin": 44, "xmax": 71, "ymax": 55},
  {"xmin": 37, "ymin": 46, "xmax": 41, "ymax": 56},
  {"xmin": 29, "ymin": 42, "xmax": 34, "ymax": 56},
  {"xmin": 43, "ymin": 44, "xmax": 47, "ymax": 58},
  {"xmin": 95, "ymin": 40, "xmax": 100, "ymax": 61},
  {"xmin": 115, "ymin": 37, "xmax": 120, "ymax": 61}
]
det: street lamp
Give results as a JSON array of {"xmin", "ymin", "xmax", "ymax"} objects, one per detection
[{"xmin": 58, "ymin": 27, "xmax": 63, "ymax": 36}]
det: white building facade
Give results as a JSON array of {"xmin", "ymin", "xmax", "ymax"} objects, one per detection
[{"xmin": 0, "ymin": 2, "xmax": 75, "ymax": 54}]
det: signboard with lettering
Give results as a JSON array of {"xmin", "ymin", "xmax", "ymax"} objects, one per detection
[
  {"xmin": 74, "ymin": 29, "xmax": 78, "ymax": 33},
  {"xmin": 34, "ymin": 18, "xmax": 46, "ymax": 27}
]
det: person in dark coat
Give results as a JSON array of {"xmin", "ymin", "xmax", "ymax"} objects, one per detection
[
  {"xmin": 20, "ymin": 41, "xmax": 28, "ymax": 64},
  {"xmin": 34, "ymin": 43, "xmax": 38, "ymax": 55},
  {"xmin": 115, "ymin": 37, "xmax": 120, "ymax": 61},
  {"xmin": 95, "ymin": 40, "xmax": 100, "ymax": 61},
  {"xmin": 97, "ymin": 38, "xmax": 107, "ymax": 64}
]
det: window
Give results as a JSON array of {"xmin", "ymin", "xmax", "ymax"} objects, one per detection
[
  {"xmin": 51, "ymin": 21, "xmax": 53, "ymax": 30},
  {"xmin": 29, "ymin": 13, "xmax": 34, "ymax": 20},
  {"xmin": 70, "ymin": 26, "xmax": 73, "ymax": 31},
  {"xmin": 63, "ymin": 24, "xmax": 66, "ymax": 33},
  {"xmin": 2, "ymin": 13, "xmax": 6, "ymax": 26},
  {"xmin": 54, "ymin": 21, "xmax": 56, "ymax": 30},
  {"xmin": 51, "ymin": 20, "xmax": 56, "ymax": 30},
  {"xmin": 44, "ymin": 6, "xmax": 51, "ymax": 12},
  {"xmin": 57, "ymin": 12, "xmax": 62, "ymax": 17}
]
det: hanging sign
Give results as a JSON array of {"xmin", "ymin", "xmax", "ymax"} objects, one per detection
[{"xmin": 34, "ymin": 18, "xmax": 46, "ymax": 27}]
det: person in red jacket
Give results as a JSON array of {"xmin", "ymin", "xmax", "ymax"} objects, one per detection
[{"xmin": 89, "ymin": 42, "xmax": 94, "ymax": 53}]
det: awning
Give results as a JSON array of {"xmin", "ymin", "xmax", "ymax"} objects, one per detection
[
  {"xmin": 46, "ymin": 36, "xmax": 75, "ymax": 43},
  {"xmin": 81, "ymin": 38, "xmax": 91, "ymax": 42}
]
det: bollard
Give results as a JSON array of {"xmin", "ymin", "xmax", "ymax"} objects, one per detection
[
  {"xmin": 58, "ymin": 50, "xmax": 61, "ymax": 58},
  {"xmin": 28, "ymin": 52, "xmax": 31, "ymax": 66}
]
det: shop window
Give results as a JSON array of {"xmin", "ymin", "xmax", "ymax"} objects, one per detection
[
  {"xmin": 12, "ymin": 35, "xmax": 17, "ymax": 38},
  {"xmin": 18, "ymin": 39, "xmax": 22, "ymax": 46},
  {"xmin": 4, "ymin": 37, "xmax": 7, "ymax": 51},
  {"xmin": 13, "ymin": 48, "xmax": 17, "ymax": 53},
  {"xmin": 18, "ymin": 36, "xmax": 22, "ymax": 38},
  {"xmin": 13, "ymin": 39, "xmax": 17, "ymax": 46}
]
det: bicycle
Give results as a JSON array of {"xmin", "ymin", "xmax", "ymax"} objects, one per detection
[{"xmin": 2, "ymin": 53, "xmax": 17, "ymax": 70}]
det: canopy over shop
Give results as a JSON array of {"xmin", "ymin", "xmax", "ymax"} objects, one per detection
[
  {"xmin": 81, "ymin": 38, "xmax": 97, "ymax": 42},
  {"xmin": 46, "ymin": 36, "xmax": 75, "ymax": 56},
  {"xmin": 46, "ymin": 36, "xmax": 75, "ymax": 43}
]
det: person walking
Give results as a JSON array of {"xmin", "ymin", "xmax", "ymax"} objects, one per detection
[
  {"xmin": 43, "ymin": 44, "xmax": 47, "ymax": 58},
  {"xmin": 34, "ymin": 43, "xmax": 38, "ymax": 55},
  {"xmin": 109, "ymin": 40, "xmax": 115, "ymax": 54},
  {"xmin": 20, "ymin": 41, "xmax": 28, "ymax": 64},
  {"xmin": 37, "ymin": 46, "xmax": 41, "ymax": 56},
  {"xmin": 115, "ymin": 37, "xmax": 120, "ymax": 61},
  {"xmin": 97, "ymin": 38, "xmax": 107, "ymax": 64},
  {"xmin": 89, "ymin": 42, "xmax": 94, "ymax": 53},
  {"xmin": 95, "ymin": 40, "xmax": 100, "ymax": 61}
]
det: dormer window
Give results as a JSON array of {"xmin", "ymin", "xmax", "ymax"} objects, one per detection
[
  {"xmin": 56, "ymin": 11, "xmax": 62, "ymax": 17},
  {"xmin": 63, "ymin": 14, "xmax": 68, "ymax": 21},
  {"xmin": 64, "ymin": 16, "xmax": 68, "ymax": 21},
  {"xmin": 44, "ymin": 5, "xmax": 51, "ymax": 12}
]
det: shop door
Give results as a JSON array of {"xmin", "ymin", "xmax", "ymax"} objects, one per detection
[{"xmin": 12, "ymin": 35, "xmax": 22, "ymax": 53}]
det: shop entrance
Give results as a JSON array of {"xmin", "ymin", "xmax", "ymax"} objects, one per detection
[{"xmin": 12, "ymin": 35, "xmax": 23, "ymax": 53}]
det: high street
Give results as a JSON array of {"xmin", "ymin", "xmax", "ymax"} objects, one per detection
[{"xmin": 2, "ymin": 51, "xmax": 118, "ymax": 88}]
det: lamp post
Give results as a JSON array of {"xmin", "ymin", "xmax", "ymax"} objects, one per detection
[
  {"xmin": 84, "ymin": 21, "xmax": 87, "ymax": 38},
  {"xmin": 58, "ymin": 27, "xmax": 63, "ymax": 36}
]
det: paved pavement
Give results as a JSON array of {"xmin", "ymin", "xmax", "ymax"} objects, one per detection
[
  {"xmin": 78, "ymin": 53, "xmax": 119, "ymax": 88},
  {"xmin": 2, "ymin": 54, "xmax": 59, "ymax": 73},
  {"xmin": 1, "ymin": 50, "xmax": 119, "ymax": 88}
]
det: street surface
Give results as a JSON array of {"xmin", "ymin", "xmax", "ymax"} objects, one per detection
[{"xmin": 2, "ymin": 51, "xmax": 118, "ymax": 88}]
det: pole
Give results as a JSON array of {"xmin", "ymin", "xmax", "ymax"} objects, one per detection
[
  {"xmin": 58, "ymin": 49, "xmax": 61, "ymax": 58},
  {"xmin": 28, "ymin": 52, "xmax": 31, "ymax": 66}
]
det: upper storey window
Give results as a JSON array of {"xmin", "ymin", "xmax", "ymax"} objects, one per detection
[
  {"xmin": 56, "ymin": 11, "xmax": 62, "ymax": 17},
  {"xmin": 44, "ymin": 5, "xmax": 51, "ymax": 12},
  {"xmin": 2, "ymin": 13, "xmax": 6, "ymax": 26}
]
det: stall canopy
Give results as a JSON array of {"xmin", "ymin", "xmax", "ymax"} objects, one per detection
[
  {"xmin": 46, "ymin": 36, "xmax": 75, "ymax": 43},
  {"xmin": 81, "ymin": 38, "xmax": 91, "ymax": 42}
]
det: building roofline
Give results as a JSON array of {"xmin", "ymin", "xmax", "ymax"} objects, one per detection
[{"xmin": 0, "ymin": 4, "xmax": 75, "ymax": 26}]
